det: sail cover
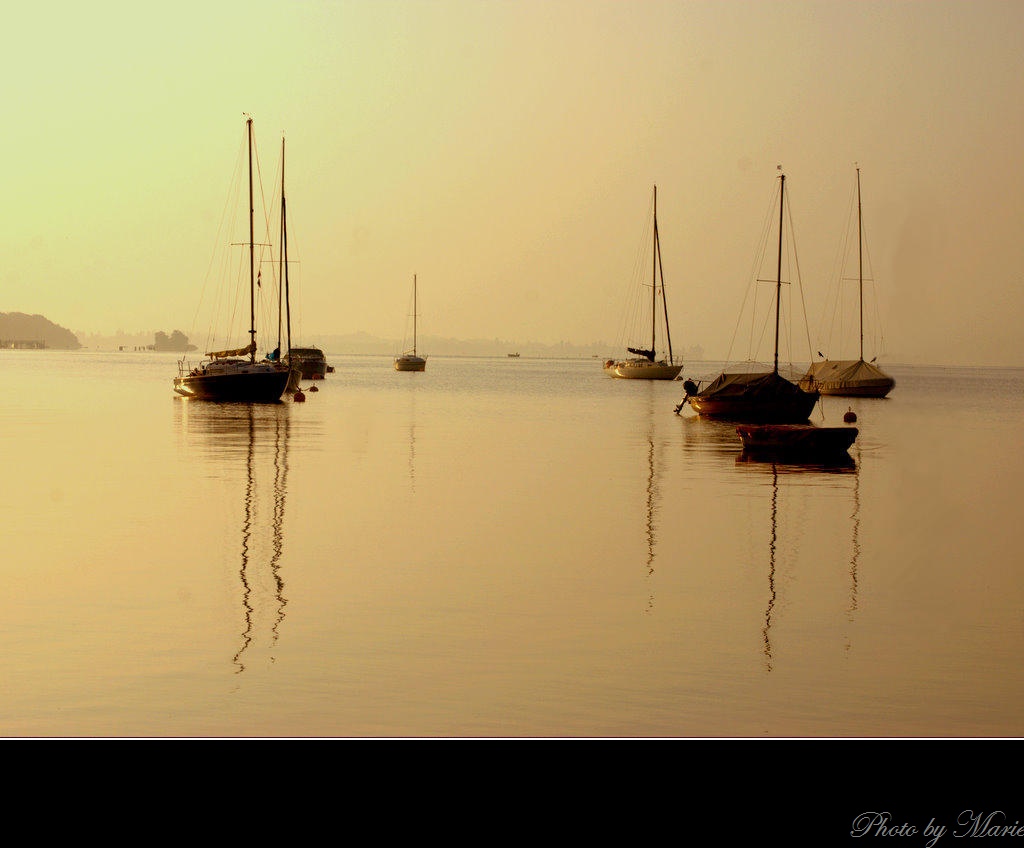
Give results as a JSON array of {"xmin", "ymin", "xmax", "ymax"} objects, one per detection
[
  {"xmin": 207, "ymin": 341, "xmax": 257, "ymax": 359},
  {"xmin": 627, "ymin": 347, "xmax": 656, "ymax": 362}
]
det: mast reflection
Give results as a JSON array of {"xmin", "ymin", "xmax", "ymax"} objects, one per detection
[
  {"xmin": 736, "ymin": 451, "xmax": 859, "ymax": 672},
  {"xmin": 234, "ymin": 405, "xmax": 290, "ymax": 672},
  {"xmin": 639, "ymin": 385, "xmax": 666, "ymax": 613},
  {"xmin": 763, "ymin": 464, "xmax": 778, "ymax": 671},
  {"xmin": 177, "ymin": 401, "xmax": 291, "ymax": 673},
  {"xmin": 408, "ymin": 394, "xmax": 417, "ymax": 493},
  {"xmin": 846, "ymin": 447, "xmax": 862, "ymax": 653}
]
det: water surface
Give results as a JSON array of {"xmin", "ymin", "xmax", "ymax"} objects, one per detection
[{"xmin": 2, "ymin": 351, "xmax": 1021, "ymax": 737}]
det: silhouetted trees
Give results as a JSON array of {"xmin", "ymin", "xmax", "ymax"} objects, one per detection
[{"xmin": 152, "ymin": 330, "xmax": 196, "ymax": 352}]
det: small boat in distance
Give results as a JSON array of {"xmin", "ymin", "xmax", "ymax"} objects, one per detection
[
  {"xmin": 174, "ymin": 115, "xmax": 293, "ymax": 403},
  {"xmin": 395, "ymin": 274, "xmax": 426, "ymax": 372},
  {"xmin": 605, "ymin": 185, "xmax": 683, "ymax": 380},
  {"xmin": 677, "ymin": 169, "xmax": 819, "ymax": 422},
  {"xmin": 736, "ymin": 423, "xmax": 858, "ymax": 459},
  {"xmin": 508, "ymin": 352, "xmax": 520, "ymax": 358},
  {"xmin": 800, "ymin": 166, "xmax": 895, "ymax": 398}
]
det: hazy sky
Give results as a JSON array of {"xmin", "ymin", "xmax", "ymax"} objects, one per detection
[{"xmin": 5, "ymin": 0, "xmax": 1023, "ymax": 366}]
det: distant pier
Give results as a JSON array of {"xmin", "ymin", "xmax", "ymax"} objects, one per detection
[{"xmin": 1, "ymin": 340, "xmax": 46, "ymax": 349}]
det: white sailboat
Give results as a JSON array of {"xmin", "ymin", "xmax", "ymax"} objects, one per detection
[
  {"xmin": 604, "ymin": 185, "xmax": 683, "ymax": 380},
  {"xmin": 174, "ymin": 115, "xmax": 293, "ymax": 403},
  {"xmin": 394, "ymin": 274, "xmax": 426, "ymax": 372},
  {"xmin": 800, "ymin": 166, "xmax": 895, "ymax": 398}
]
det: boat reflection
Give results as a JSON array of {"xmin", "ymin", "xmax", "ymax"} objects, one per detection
[
  {"xmin": 846, "ymin": 450, "xmax": 862, "ymax": 653},
  {"xmin": 676, "ymin": 412, "xmax": 740, "ymax": 458},
  {"xmin": 176, "ymin": 402, "xmax": 291, "ymax": 673},
  {"xmin": 407, "ymin": 391, "xmax": 417, "ymax": 493},
  {"xmin": 638, "ymin": 385, "xmax": 669, "ymax": 613},
  {"xmin": 736, "ymin": 450, "xmax": 861, "ymax": 672},
  {"xmin": 736, "ymin": 450, "xmax": 856, "ymax": 473}
]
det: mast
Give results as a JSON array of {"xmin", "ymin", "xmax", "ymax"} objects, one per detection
[
  {"xmin": 856, "ymin": 165, "xmax": 864, "ymax": 362},
  {"xmin": 282, "ymin": 136, "xmax": 292, "ymax": 357},
  {"xmin": 654, "ymin": 185, "xmax": 674, "ymax": 365},
  {"xmin": 247, "ymin": 116, "xmax": 256, "ymax": 363},
  {"xmin": 773, "ymin": 171, "xmax": 785, "ymax": 376},
  {"xmin": 277, "ymin": 137, "xmax": 284, "ymax": 356},
  {"xmin": 650, "ymin": 185, "xmax": 658, "ymax": 357},
  {"xmin": 413, "ymin": 274, "xmax": 418, "ymax": 355}
]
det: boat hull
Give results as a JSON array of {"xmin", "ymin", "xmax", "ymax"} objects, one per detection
[
  {"xmin": 687, "ymin": 394, "xmax": 818, "ymax": 422},
  {"xmin": 604, "ymin": 359, "xmax": 682, "ymax": 380},
  {"xmin": 736, "ymin": 424, "xmax": 858, "ymax": 458},
  {"xmin": 174, "ymin": 362, "xmax": 293, "ymax": 402},
  {"xmin": 394, "ymin": 355, "xmax": 426, "ymax": 372}
]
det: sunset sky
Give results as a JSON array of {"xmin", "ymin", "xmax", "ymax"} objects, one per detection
[{"xmin": 4, "ymin": 0, "xmax": 1022, "ymax": 366}]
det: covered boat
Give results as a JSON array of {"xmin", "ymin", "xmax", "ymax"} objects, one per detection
[
  {"xmin": 675, "ymin": 169, "xmax": 819, "ymax": 422},
  {"xmin": 800, "ymin": 167, "xmax": 895, "ymax": 398},
  {"xmin": 681, "ymin": 371, "xmax": 819, "ymax": 423},
  {"xmin": 800, "ymin": 358, "xmax": 894, "ymax": 398}
]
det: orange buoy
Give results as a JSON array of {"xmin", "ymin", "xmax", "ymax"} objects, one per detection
[
  {"xmin": 843, "ymin": 407, "xmax": 856, "ymax": 423},
  {"xmin": 293, "ymin": 389, "xmax": 306, "ymax": 402}
]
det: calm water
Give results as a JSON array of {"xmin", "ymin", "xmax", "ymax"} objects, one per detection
[{"xmin": 2, "ymin": 350, "xmax": 1022, "ymax": 738}]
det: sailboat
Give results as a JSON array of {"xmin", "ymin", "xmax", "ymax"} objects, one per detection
[
  {"xmin": 799, "ymin": 167, "xmax": 895, "ymax": 398},
  {"xmin": 604, "ymin": 185, "xmax": 683, "ymax": 380},
  {"xmin": 268, "ymin": 135, "xmax": 325, "ymax": 388},
  {"xmin": 676, "ymin": 169, "xmax": 819, "ymax": 422},
  {"xmin": 174, "ymin": 116, "xmax": 293, "ymax": 403},
  {"xmin": 394, "ymin": 274, "xmax": 426, "ymax": 372}
]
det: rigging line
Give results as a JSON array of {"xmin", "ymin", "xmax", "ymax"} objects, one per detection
[
  {"xmin": 191, "ymin": 128, "xmax": 249, "ymax": 350},
  {"xmin": 783, "ymin": 182, "xmax": 815, "ymax": 366},
  {"xmin": 859, "ymin": 210, "xmax": 888, "ymax": 355},
  {"xmin": 615, "ymin": 192, "xmax": 657, "ymax": 349},
  {"xmin": 819, "ymin": 173, "xmax": 859, "ymax": 350},
  {"xmin": 726, "ymin": 178, "xmax": 781, "ymax": 366}
]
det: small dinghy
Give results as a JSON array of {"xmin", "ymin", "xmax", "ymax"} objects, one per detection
[{"xmin": 736, "ymin": 424, "xmax": 858, "ymax": 459}]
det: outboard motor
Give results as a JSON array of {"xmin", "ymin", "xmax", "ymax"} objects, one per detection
[{"xmin": 674, "ymin": 379, "xmax": 699, "ymax": 415}]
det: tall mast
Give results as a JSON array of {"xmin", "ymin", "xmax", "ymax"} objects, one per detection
[
  {"xmin": 651, "ymin": 185, "xmax": 658, "ymax": 357},
  {"xmin": 277, "ymin": 137, "xmax": 284, "ymax": 355},
  {"xmin": 857, "ymin": 165, "xmax": 864, "ymax": 362},
  {"xmin": 413, "ymin": 274, "xmax": 418, "ymax": 355},
  {"xmin": 654, "ymin": 185, "xmax": 674, "ymax": 365},
  {"xmin": 773, "ymin": 171, "xmax": 785, "ymax": 375},
  {"xmin": 282, "ymin": 135, "xmax": 292, "ymax": 356},
  {"xmin": 247, "ymin": 115, "xmax": 256, "ymax": 363}
]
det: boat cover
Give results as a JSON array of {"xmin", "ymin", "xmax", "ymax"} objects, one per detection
[
  {"xmin": 801, "ymin": 358, "xmax": 893, "ymax": 387},
  {"xmin": 697, "ymin": 370, "xmax": 812, "ymax": 400}
]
